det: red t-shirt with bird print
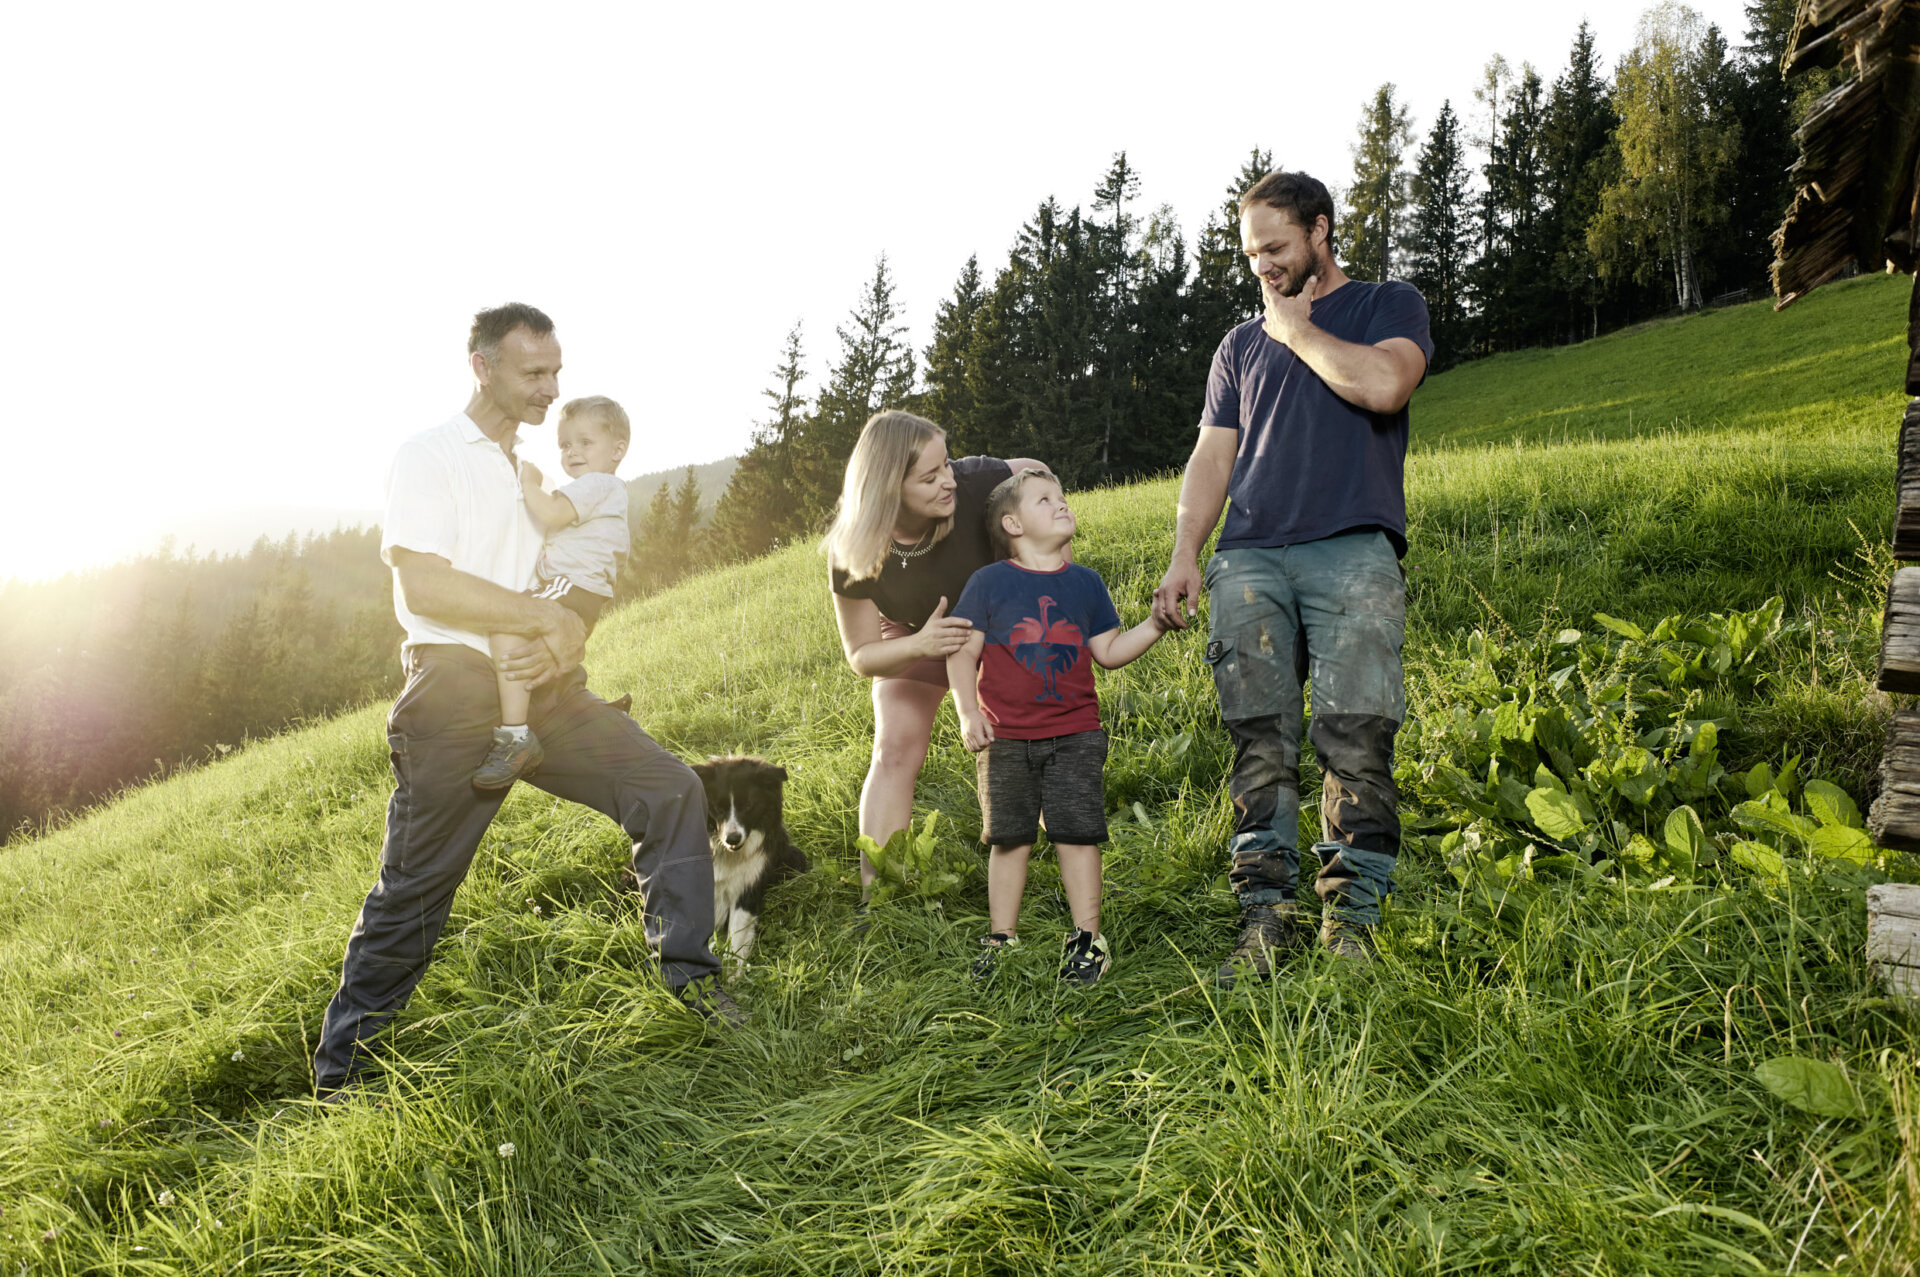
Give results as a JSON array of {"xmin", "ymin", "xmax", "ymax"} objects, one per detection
[{"xmin": 953, "ymin": 560, "xmax": 1121, "ymax": 740}]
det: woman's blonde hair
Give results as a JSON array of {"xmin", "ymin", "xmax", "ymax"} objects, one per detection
[{"xmin": 824, "ymin": 410, "xmax": 952, "ymax": 582}]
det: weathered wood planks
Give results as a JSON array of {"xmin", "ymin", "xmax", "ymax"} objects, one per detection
[
  {"xmin": 1878, "ymin": 568, "xmax": 1920, "ymax": 691},
  {"xmin": 1896, "ymin": 399, "xmax": 1920, "ymax": 560},
  {"xmin": 1871, "ymin": 710, "xmax": 1920, "ymax": 852},
  {"xmin": 1867, "ymin": 883, "xmax": 1920, "ymax": 1000}
]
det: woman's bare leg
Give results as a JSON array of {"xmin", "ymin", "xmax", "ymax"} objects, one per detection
[{"xmin": 858, "ymin": 677, "xmax": 947, "ymax": 895}]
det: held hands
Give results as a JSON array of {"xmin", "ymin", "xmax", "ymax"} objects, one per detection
[
  {"xmin": 1261, "ymin": 274, "xmax": 1318, "ymax": 347},
  {"xmin": 495, "ymin": 601, "xmax": 586, "ymax": 690},
  {"xmin": 1151, "ymin": 560, "xmax": 1202, "ymax": 631},
  {"xmin": 913, "ymin": 596, "xmax": 975, "ymax": 661},
  {"xmin": 957, "ymin": 710, "xmax": 995, "ymax": 754}
]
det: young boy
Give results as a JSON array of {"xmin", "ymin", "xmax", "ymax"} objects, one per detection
[
  {"xmin": 947, "ymin": 469, "xmax": 1171, "ymax": 983},
  {"xmin": 473, "ymin": 396, "xmax": 631, "ymax": 789}
]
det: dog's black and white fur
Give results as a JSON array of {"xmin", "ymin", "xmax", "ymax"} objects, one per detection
[{"xmin": 689, "ymin": 755, "xmax": 808, "ymax": 962}]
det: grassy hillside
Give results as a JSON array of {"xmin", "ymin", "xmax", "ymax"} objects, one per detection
[{"xmin": 1, "ymin": 273, "xmax": 1916, "ymax": 1275}]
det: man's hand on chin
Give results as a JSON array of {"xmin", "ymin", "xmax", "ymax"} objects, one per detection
[
  {"xmin": 1261, "ymin": 275, "xmax": 1318, "ymax": 346},
  {"xmin": 497, "ymin": 603, "xmax": 586, "ymax": 689}
]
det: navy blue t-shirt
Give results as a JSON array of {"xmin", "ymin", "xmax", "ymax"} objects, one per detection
[{"xmin": 1199, "ymin": 279, "xmax": 1433, "ymax": 556}]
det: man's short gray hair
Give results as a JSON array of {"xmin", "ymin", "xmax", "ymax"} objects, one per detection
[{"xmin": 469, "ymin": 302, "xmax": 555, "ymax": 364}]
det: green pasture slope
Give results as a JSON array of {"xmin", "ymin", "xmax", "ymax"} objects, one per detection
[{"xmin": 3, "ymin": 273, "xmax": 1917, "ymax": 1275}]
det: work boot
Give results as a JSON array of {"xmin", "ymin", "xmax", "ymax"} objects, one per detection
[
  {"xmin": 1320, "ymin": 913, "xmax": 1374, "ymax": 964},
  {"xmin": 680, "ymin": 979, "xmax": 747, "ymax": 1027},
  {"xmin": 473, "ymin": 727, "xmax": 543, "ymax": 790},
  {"xmin": 1215, "ymin": 901, "xmax": 1304, "ymax": 989}
]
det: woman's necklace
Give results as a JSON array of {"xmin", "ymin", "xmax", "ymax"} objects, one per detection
[{"xmin": 890, "ymin": 526, "xmax": 935, "ymax": 570}]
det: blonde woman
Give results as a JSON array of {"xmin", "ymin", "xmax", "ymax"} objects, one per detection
[{"xmin": 827, "ymin": 410, "xmax": 1048, "ymax": 899}]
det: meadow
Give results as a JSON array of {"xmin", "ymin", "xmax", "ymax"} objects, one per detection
[{"xmin": 1, "ymin": 272, "xmax": 1916, "ymax": 1275}]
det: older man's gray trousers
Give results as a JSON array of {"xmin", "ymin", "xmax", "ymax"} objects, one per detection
[{"xmin": 313, "ymin": 644, "xmax": 717, "ymax": 1091}]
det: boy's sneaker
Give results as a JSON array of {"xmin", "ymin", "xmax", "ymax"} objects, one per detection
[
  {"xmin": 971, "ymin": 932, "xmax": 1018, "ymax": 979},
  {"xmin": 473, "ymin": 727, "xmax": 543, "ymax": 790},
  {"xmin": 1320, "ymin": 914, "xmax": 1374, "ymax": 964},
  {"xmin": 1215, "ymin": 901, "xmax": 1305, "ymax": 989},
  {"xmin": 1059, "ymin": 930, "xmax": 1112, "ymax": 985}
]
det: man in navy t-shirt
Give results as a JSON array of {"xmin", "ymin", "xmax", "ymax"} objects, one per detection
[{"xmin": 1151, "ymin": 169, "xmax": 1433, "ymax": 984}]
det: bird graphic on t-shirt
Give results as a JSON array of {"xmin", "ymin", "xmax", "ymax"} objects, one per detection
[{"xmin": 1008, "ymin": 596, "xmax": 1084, "ymax": 702}]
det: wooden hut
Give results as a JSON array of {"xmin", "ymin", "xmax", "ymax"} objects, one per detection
[{"xmin": 1773, "ymin": 0, "xmax": 1920, "ymax": 986}]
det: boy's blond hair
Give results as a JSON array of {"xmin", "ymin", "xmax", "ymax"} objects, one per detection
[
  {"xmin": 985, "ymin": 468, "xmax": 1059, "ymax": 559},
  {"xmin": 559, "ymin": 396, "xmax": 630, "ymax": 445}
]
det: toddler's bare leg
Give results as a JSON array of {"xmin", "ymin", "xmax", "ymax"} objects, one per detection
[
  {"xmin": 987, "ymin": 843, "xmax": 1032, "ymax": 936},
  {"xmin": 1055, "ymin": 843, "xmax": 1103, "ymax": 936},
  {"xmin": 489, "ymin": 633, "xmax": 530, "ymax": 727}
]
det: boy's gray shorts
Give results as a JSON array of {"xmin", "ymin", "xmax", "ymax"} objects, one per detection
[{"xmin": 976, "ymin": 728, "xmax": 1109, "ymax": 847}]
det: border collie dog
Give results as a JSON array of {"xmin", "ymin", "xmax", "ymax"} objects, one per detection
[{"xmin": 689, "ymin": 755, "xmax": 808, "ymax": 962}]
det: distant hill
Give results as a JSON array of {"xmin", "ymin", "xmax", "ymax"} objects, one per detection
[{"xmin": 624, "ymin": 456, "xmax": 738, "ymax": 517}]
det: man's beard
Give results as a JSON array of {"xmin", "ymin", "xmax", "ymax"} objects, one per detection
[{"xmin": 1278, "ymin": 245, "xmax": 1328, "ymax": 297}]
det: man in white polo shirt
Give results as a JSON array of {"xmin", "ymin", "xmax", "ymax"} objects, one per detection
[{"xmin": 313, "ymin": 303, "xmax": 726, "ymax": 1099}]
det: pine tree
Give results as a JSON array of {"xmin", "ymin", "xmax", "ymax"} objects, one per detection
[
  {"xmin": 669, "ymin": 467, "xmax": 702, "ymax": 574},
  {"xmin": 1116, "ymin": 203, "xmax": 1199, "ymax": 476},
  {"xmin": 794, "ymin": 256, "xmax": 916, "ymax": 524},
  {"xmin": 1405, "ymin": 101, "xmax": 1474, "ymax": 369},
  {"xmin": 1540, "ymin": 23, "xmax": 1619, "ymax": 343},
  {"xmin": 1345, "ymin": 84, "xmax": 1415, "ymax": 283},
  {"xmin": 1477, "ymin": 66, "xmax": 1551, "ymax": 349},
  {"xmin": 1092, "ymin": 152, "xmax": 1144, "ymax": 477},
  {"xmin": 921, "ymin": 257, "xmax": 985, "ymax": 449},
  {"xmin": 1189, "ymin": 149, "xmax": 1273, "ymax": 356},
  {"xmin": 1472, "ymin": 54, "xmax": 1513, "ymax": 262},
  {"xmin": 1709, "ymin": 2, "xmax": 1797, "ymax": 292}
]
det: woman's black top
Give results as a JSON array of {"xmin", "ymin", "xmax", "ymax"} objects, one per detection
[{"xmin": 828, "ymin": 456, "xmax": 1013, "ymax": 630}]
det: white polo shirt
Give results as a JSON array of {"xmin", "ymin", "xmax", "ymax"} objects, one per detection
[{"xmin": 381, "ymin": 412, "xmax": 544, "ymax": 658}]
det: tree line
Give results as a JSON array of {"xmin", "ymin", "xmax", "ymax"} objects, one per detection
[
  {"xmin": 4, "ymin": 0, "xmax": 1830, "ymax": 840},
  {"xmin": 0, "ymin": 529, "xmax": 402, "ymax": 841},
  {"xmin": 0, "ymin": 483, "xmax": 726, "ymax": 842},
  {"xmin": 709, "ymin": 0, "xmax": 1834, "ymax": 560}
]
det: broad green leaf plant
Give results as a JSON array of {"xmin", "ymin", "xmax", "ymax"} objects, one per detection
[{"xmin": 1401, "ymin": 598, "xmax": 1877, "ymax": 891}]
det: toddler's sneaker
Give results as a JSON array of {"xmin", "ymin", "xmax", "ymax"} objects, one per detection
[
  {"xmin": 971, "ymin": 932, "xmax": 1018, "ymax": 979},
  {"xmin": 1059, "ymin": 929, "xmax": 1112, "ymax": 985},
  {"xmin": 473, "ymin": 727, "xmax": 543, "ymax": 790}
]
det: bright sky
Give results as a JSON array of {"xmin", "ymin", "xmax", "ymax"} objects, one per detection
[{"xmin": 3, "ymin": 0, "xmax": 1756, "ymax": 582}]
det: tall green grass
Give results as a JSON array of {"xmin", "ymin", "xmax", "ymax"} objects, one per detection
[{"xmin": 1, "ymin": 272, "xmax": 1916, "ymax": 1275}]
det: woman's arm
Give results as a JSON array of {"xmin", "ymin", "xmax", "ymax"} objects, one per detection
[
  {"xmin": 831, "ymin": 591, "xmax": 974, "ymax": 679},
  {"xmin": 1004, "ymin": 457, "xmax": 1051, "ymax": 475}
]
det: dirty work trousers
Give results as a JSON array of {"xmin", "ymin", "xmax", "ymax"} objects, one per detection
[
  {"xmin": 1205, "ymin": 531, "xmax": 1405, "ymax": 923},
  {"xmin": 313, "ymin": 644, "xmax": 718, "ymax": 1091}
]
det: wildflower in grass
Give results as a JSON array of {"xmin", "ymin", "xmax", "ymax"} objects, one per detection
[
  {"xmin": 157, "ymin": 1190, "xmax": 174, "ymax": 1207},
  {"xmin": 498, "ymin": 1142, "xmax": 516, "ymax": 1158},
  {"xmin": 41, "ymin": 1228, "xmax": 56, "ymax": 1243},
  {"xmin": 231, "ymin": 1049, "xmax": 244, "ymax": 1062}
]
